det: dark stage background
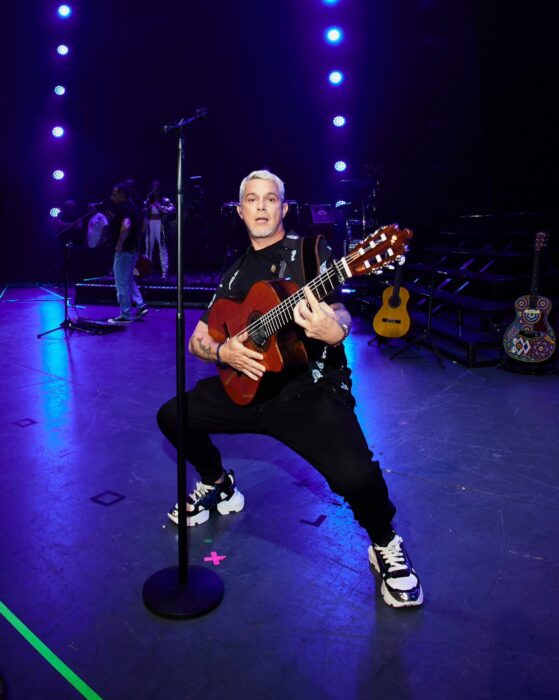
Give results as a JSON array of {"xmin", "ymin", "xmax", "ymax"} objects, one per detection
[{"xmin": 1, "ymin": 1, "xmax": 558, "ymax": 282}]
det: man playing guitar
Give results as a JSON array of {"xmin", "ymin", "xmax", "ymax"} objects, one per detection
[{"xmin": 157, "ymin": 169, "xmax": 423, "ymax": 608}]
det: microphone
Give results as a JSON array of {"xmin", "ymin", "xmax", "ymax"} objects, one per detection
[{"xmin": 162, "ymin": 108, "xmax": 208, "ymax": 134}]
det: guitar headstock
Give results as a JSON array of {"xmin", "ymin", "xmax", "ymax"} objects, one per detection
[
  {"xmin": 345, "ymin": 224, "xmax": 413, "ymax": 277},
  {"xmin": 535, "ymin": 231, "xmax": 547, "ymax": 252}
]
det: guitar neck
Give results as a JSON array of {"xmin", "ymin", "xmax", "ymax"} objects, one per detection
[{"xmin": 529, "ymin": 249, "xmax": 541, "ymax": 308}]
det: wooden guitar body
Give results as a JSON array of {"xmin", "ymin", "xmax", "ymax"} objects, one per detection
[
  {"xmin": 373, "ymin": 285, "xmax": 411, "ymax": 338},
  {"xmin": 209, "ymin": 279, "xmax": 308, "ymax": 405},
  {"xmin": 502, "ymin": 295, "xmax": 555, "ymax": 363}
]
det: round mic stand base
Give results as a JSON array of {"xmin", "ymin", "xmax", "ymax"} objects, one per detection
[{"xmin": 143, "ymin": 565, "xmax": 224, "ymax": 619}]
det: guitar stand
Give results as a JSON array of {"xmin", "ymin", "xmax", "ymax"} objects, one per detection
[
  {"xmin": 367, "ymin": 333, "xmax": 391, "ymax": 347},
  {"xmin": 389, "ymin": 261, "xmax": 444, "ymax": 368},
  {"xmin": 497, "ymin": 355, "xmax": 558, "ymax": 375},
  {"xmin": 390, "ymin": 329, "xmax": 444, "ymax": 368}
]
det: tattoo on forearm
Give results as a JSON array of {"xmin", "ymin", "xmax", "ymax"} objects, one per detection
[{"xmin": 197, "ymin": 337, "xmax": 215, "ymax": 361}]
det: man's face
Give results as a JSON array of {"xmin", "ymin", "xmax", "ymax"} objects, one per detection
[
  {"xmin": 237, "ymin": 178, "xmax": 288, "ymax": 248},
  {"xmin": 111, "ymin": 188, "xmax": 126, "ymax": 205}
]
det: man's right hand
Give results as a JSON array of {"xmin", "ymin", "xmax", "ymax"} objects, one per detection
[{"xmin": 219, "ymin": 332, "xmax": 266, "ymax": 381}]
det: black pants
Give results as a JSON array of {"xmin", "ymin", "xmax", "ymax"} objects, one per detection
[{"xmin": 157, "ymin": 376, "xmax": 396, "ymax": 544}]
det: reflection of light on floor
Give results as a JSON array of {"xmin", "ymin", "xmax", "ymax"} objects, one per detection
[
  {"xmin": 344, "ymin": 334, "xmax": 382, "ymax": 437},
  {"xmin": 35, "ymin": 307, "xmax": 75, "ymax": 454}
]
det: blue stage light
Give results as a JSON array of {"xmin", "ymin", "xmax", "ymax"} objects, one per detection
[
  {"xmin": 333, "ymin": 115, "xmax": 346, "ymax": 127},
  {"xmin": 57, "ymin": 5, "xmax": 72, "ymax": 18},
  {"xmin": 50, "ymin": 207, "xmax": 61, "ymax": 218},
  {"xmin": 52, "ymin": 126, "xmax": 65, "ymax": 138},
  {"xmin": 322, "ymin": 0, "xmax": 341, "ymax": 5},
  {"xmin": 54, "ymin": 85, "xmax": 66, "ymax": 95},
  {"xmin": 335, "ymin": 200, "xmax": 349, "ymax": 208},
  {"xmin": 57, "ymin": 44, "xmax": 69, "ymax": 56},
  {"xmin": 334, "ymin": 161, "xmax": 347, "ymax": 172},
  {"xmin": 52, "ymin": 170, "xmax": 65, "ymax": 180},
  {"xmin": 325, "ymin": 27, "xmax": 344, "ymax": 44},
  {"xmin": 328, "ymin": 70, "xmax": 344, "ymax": 85}
]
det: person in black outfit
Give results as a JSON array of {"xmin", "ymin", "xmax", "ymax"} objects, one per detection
[
  {"xmin": 157, "ymin": 169, "xmax": 423, "ymax": 608},
  {"xmin": 107, "ymin": 182, "xmax": 148, "ymax": 324}
]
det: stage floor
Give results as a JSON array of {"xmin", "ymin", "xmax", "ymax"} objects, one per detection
[{"xmin": 1, "ymin": 286, "xmax": 558, "ymax": 699}]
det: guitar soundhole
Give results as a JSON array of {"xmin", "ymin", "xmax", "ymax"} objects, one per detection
[
  {"xmin": 248, "ymin": 311, "xmax": 267, "ymax": 348},
  {"xmin": 523, "ymin": 309, "xmax": 541, "ymax": 324}
]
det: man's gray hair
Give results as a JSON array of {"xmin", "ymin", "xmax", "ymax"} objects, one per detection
[{"xmin": 239, "ymin": 169, "xmax": 285, "ymax": 203}]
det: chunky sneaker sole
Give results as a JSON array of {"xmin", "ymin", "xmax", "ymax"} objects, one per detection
[
  {"xmin": 108, "ymin": 316, "xmax": 133, "ymax": 324},
  {"xmin": 167, "ymin": 471, "xmax": 245, "ymax": 526},
  {"xmin": 136, "ymin": 305, "xmax": 148, "ymax": 319},
  {"xmin": 368, "ymin": 535, "xmax": 424, "ymax": 608}
]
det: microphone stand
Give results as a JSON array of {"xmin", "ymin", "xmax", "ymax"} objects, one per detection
[
  {"xmin": 37, "ymin": 211, "xmax": 99, "ymax": 338},
  {"xmin": 143, "ymin": 115, "xmax": 224, "ymax": 619}
]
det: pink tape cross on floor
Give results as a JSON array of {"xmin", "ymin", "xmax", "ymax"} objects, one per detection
[{"xmin": 204, "ymin": 551, "xmax": 227, "ymax": 566}]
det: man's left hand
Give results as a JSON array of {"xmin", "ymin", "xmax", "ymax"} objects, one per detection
[{"xmin": 293, "ymin": 287, "xmax": 345, "ymax": 344}]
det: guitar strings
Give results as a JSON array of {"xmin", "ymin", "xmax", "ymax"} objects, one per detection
[{"xmin": 250, "ymin": 236, "xmax": 396, "ymax": 337}]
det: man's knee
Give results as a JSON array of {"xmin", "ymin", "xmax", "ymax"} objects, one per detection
[
  {"xmin": 329, "ymin": 460, "xmax": 382, "ymax": 496},
  {"xmin": 157, "ymin": 397, "xmax": 177, "ymax": 443}
]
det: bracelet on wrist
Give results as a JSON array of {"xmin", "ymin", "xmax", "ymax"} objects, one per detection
[
  {"xmin": 330, "ymin": 322, "xmax": 349, "ymax": 347},
  {"xmin": 215, "ymin": 342, "xmax": 228, "ymax": 368}
]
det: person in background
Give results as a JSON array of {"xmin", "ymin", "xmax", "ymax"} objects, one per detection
[
  {"xmin": 107, "ymin": 182, "xmax": 148, "ymax": 324},
  {"xmin": 144, "ymin": 180, "xmax": 176, "ymax": 279}
]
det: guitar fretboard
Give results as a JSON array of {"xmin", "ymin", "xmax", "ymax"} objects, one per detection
[{"xmin": 247, "ymin": 261, "xmax": 347, "ymax": 342}]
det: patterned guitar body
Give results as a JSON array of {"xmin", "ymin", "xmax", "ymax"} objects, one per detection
[
  {"xmin": 503, "ymin": 231, "xmax": 556, "ymax": 363},
  {"xmin": 503, "ymin": 295, "xmax": 555, "ymax": 362}
]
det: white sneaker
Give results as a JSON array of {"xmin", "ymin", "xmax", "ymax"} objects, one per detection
[
  {"xmin": 368, "ymin": 534, "xmax": 423, "ymax": 608},
  {"xmin": 167, "ymin": 470, "xmax": 245, "ymax": 526}
]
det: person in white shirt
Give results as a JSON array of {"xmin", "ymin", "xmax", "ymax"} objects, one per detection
[{"xmin": 143, "ymin": 180, "xmax": 176, "ymax": 279}]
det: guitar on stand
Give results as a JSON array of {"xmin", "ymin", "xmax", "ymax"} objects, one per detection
[
  {"xmin": 372, "ymin": 264, "xmax": 411, "ymax": 340},
  {"xmin": 503, "ymin": 231, "xmax": 556, "ymax": 363}
]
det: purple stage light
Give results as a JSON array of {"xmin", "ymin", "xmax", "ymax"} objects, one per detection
[
  {"xmin": 54, "ymin": 85, "xmax": 66, "ymax": 95},
  {"xmin": 50, "ymin": 207, "xmax": 61, "ymax": 218},
  {"xmin": 325, "ymin": 27, "xmax": 344, "ymax": 44},
  {"xmin": 57, "ymin": 5, "xmax": 72, "ymax": 18},
  {"xmin": 52, "ymin": 170, "xmax": 65, "ymax": 180},
  {"xmin": 57, "ymin": 44, "xmax": 69, "ymax": 56},
  {"xmin": 334, "ymin": 161, "xmax": 347, "ymax": 172},
  {"xmin": 52, "ymin": 126, "xmax": 65, "ymax": 138},
  {"xmin": 328, "ymin": 70, "xmax": 344, "ymax": 85},
  {"xmin": 333, "ymin": 115, "xmax": 346, "ymax": 127}
]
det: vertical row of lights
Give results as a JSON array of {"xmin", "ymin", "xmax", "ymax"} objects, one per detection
[
  {"xmin": 49, "ymin": 4, "xmax": 73, "ymax": 218},
  {"xmin": 322, "ymin": 0, "xmax": 348, "ymax": 179}
]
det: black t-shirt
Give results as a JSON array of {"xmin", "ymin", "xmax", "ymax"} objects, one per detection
[
  {"xmin": 109, "ymin": 202, "xmax": 140, "ymax": 252},
  {"xmin": 202, "ymin": 232, "xmax": 351, "ymax": 388}
]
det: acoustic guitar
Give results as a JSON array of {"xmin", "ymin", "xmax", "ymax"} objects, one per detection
[
  {"xmin": 209, "ymin": 224, "xmax": 413, "ymax": 405},
  {"xmin": 503, "ymin": 231, "xmax": 555, "ymax": 363},
  {"xmin": 372, "ymin": 264, "xmax": 410, "ymax": 338}
]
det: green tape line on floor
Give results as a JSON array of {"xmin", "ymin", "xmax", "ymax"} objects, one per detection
[{"xmin": 0, "ymin": 600, "xmax": 102, "ymax": 700}]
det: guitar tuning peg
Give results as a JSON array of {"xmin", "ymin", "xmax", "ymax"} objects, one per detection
[{"xmin": 386, "ymin": 264, "xmax": 395, "ymax": 270}]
